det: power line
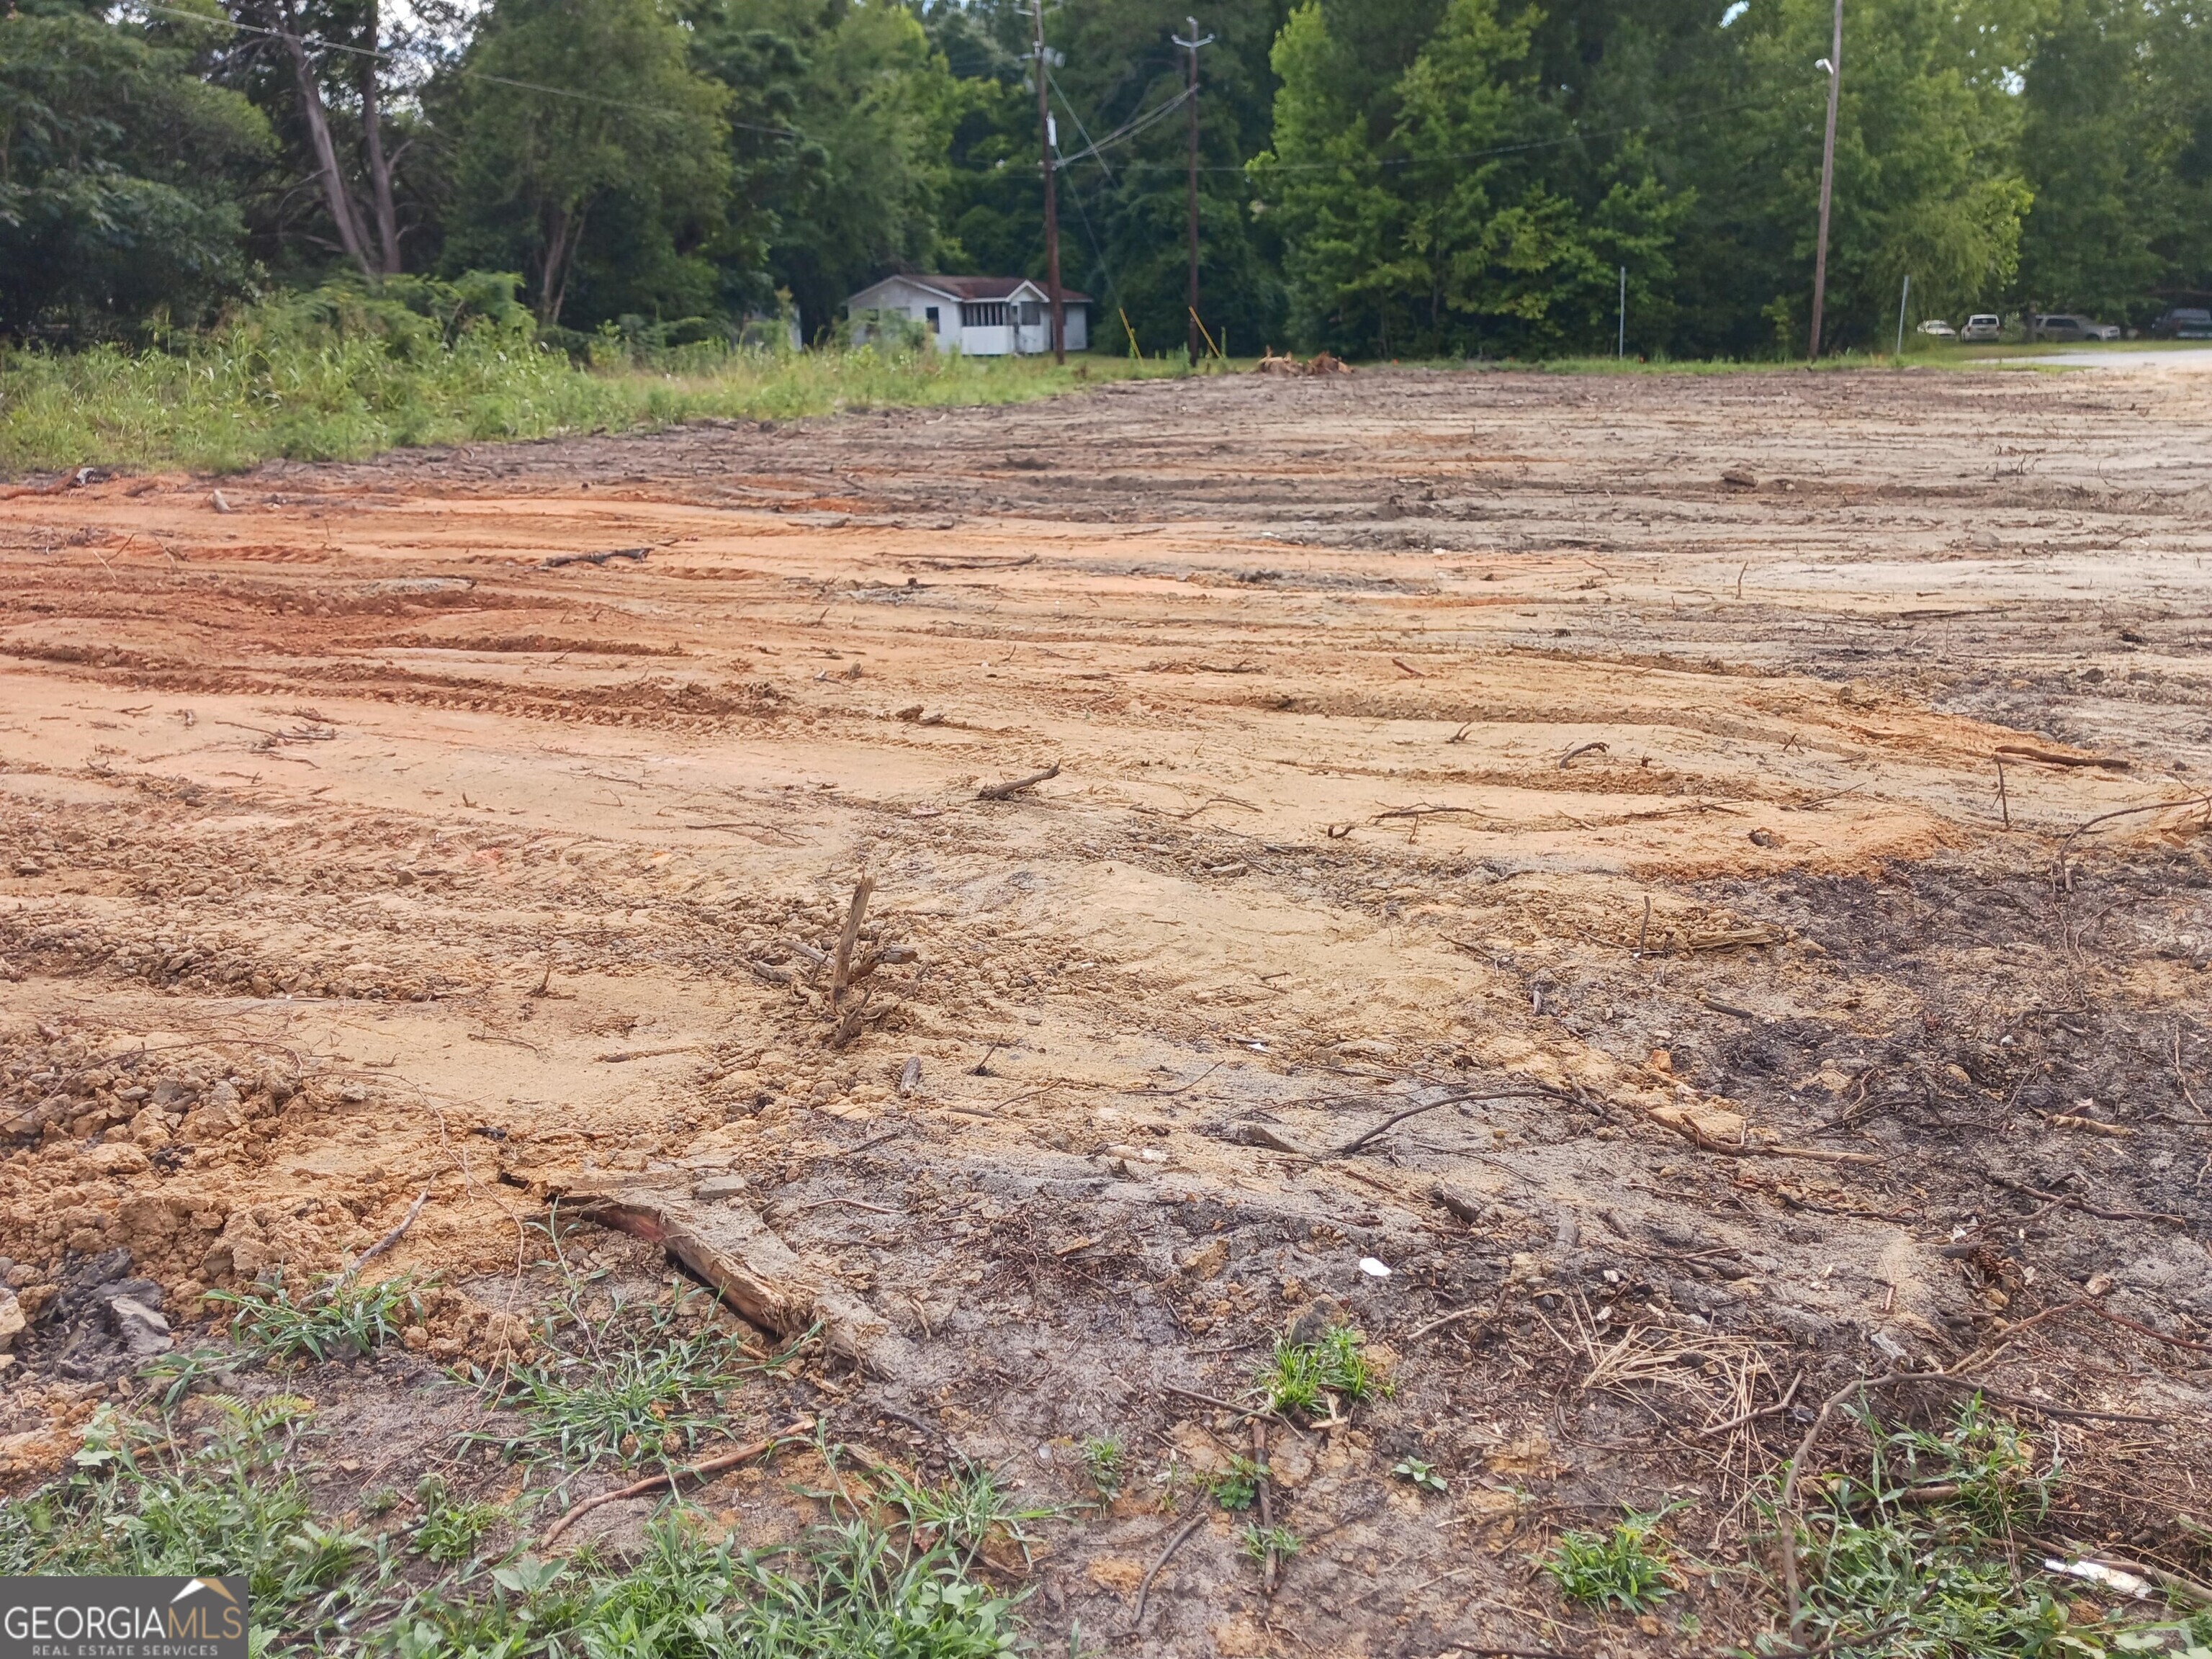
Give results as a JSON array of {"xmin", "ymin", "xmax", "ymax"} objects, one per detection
[
  {"xmin": 1049, "ymin": 83, "xmax": 1192, "ymax": 171},
  {"xmin": 1104, "ymin": 90, "xmax": 1794, "ymax": 174},
  {"xmin": 132, "ymin": 0, "xmax": 806, "ymax": 138}
]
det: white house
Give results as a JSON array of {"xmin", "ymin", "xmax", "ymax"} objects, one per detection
[{"xmin": 845, "ymin": 274, "xmax": 1092, "ymax": 356}]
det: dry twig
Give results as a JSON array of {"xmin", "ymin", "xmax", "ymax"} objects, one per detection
[{"xmin": 541, "ymin": 1418, "xmax": 813, "ymax": 1546}]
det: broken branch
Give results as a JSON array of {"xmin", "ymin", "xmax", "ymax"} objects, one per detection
[
  {"xmin": 541, "ymin": 1417, "xmax": 813, "ymax": 1546},
  {"xmin": 979, "ymin": 763, "xmax": 1060, "ymax": 800}
]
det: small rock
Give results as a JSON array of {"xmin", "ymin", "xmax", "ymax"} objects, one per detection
[
  {"xmin": 1722, "ymin": 467, "xmax": 1757, "ymax": 490},
  {"xmin": 0, "ymin": 1287, "xmax": 24, "ymax": 1352},
  {"xmin": 1181, "ymin": 1238, "xmax": 1230, "ymax": 1279},
  {"xmin": 693, "ymin": 1174, "xmax": 749, "ymax": 1202},
  {"xmin": 1357, "ymin": 1256, "xmax": 1392, "ymax": 1278},
  {"xmin": 109, "ymin": 1295, "xmax": 172, "ymax": 1357},
  {"xmin": 1288, "ymin": 1296, "xmax": 1349, "ymax": 1344},
  {"xmin": 897, "ymin": 1056, "xmax": 922, "ymax": 1096},
  {"xmin": 84, "ymin": 1143, "xmax": 151, "ymax": 1174}
]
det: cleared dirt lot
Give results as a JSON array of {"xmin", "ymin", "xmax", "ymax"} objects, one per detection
[{"xmin": 4, "ymin": 362, "xmax": 2211, "ymax": 1653}]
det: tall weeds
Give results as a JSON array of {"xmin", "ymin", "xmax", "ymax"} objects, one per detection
[{"xmin": 1, "ymin": 280, "xmax": 1183, "ymax": 475}]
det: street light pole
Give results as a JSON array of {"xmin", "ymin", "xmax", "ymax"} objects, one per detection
[{"xmin": 1808, "ymin": 0, "xmax": 1843, "ymax": 360}]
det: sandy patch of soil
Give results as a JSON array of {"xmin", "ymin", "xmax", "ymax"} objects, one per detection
[{"xmin": 4, "ymin": 365, "xmax": 2210, "ymax": 1653}]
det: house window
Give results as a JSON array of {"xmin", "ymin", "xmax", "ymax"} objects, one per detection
[
  {"xmin": 959, "ymin": 301, "xmax": 1010, "ymax": 328},
  {"xmin": 924, "ymin": 306, "xmax": 940, "ymax": 333},
  {"xmin": 1017, "ymin": 300, "xmax": 1043, "ymax": 325}
]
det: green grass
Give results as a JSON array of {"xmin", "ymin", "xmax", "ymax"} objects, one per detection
[
  {"xmin": 209, "ymin": 1270, "xmax": 423, "ymax": 1363},
  {"xmin": 0, "ymin": 284, "xmax": 1188, "ymax": 475},
  {"xmin": 0, "ymin": 1390, "xmax": 1032, "ymax": 1658},
  {"xmin": 407, "ymin": 1475, "xmax": 510, "ymax": 1566},
  {"xmin": 1256, "ymin": 1322, "xmax": 1385, "ymax": 1420},
  {"xmin": 0, "ymin": 1395, "xmax": 379, "ymax": 1646},
  {"xmin": 1077, "ymin": 1434, "xmax": 1125, "ymax": 1500},
  {"xmin": 1773, "ymin": 1400, "xmax": 2212, "ymax": 1658},
  {"xmin": 1545, "ymin": 1507, "xmax": 1678, "ymax": 1614},
  {"xmin": 475, "ymin": 1282, "xmax": 756, "ymax": 1484},
  {"xmin": 863, "ymin": 1454, "xmax": 1059, "ymax": 1568}
]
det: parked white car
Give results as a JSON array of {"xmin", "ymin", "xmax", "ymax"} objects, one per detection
[
  {"xmin": 1916, "ymin": 319, "xmax": 1957, "ymax": 340},
  {"xmin": 1958, "ymin": 313, "xmax": 2002, "ymax": 342}
]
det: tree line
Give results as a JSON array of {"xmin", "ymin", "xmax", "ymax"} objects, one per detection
[{"xmin": 4, "ymin": 0, "xmax": 2207, "ymax": 358}]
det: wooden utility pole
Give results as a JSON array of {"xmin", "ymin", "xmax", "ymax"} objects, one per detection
[
  {"xmin": 1033, "ymin": 0, "xmax": 1064, "ymax": 363},
  {"xmin": 1808, "ymin": 0, "xmax": 1843, "ymax": 359},
  {"xmin": 1174, "ymin": 17, "xmax": 1213, "ymax": 364}
]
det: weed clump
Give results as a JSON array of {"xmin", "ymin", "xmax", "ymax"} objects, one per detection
[
  {"xmin": 210, "ymin": 1270, "xmax": 422, "ymax": 1362},
  {"xmin": 1078, "ymin": 1435, "xmax": 1125, "ymax": 1499},
  {"xmin": 0, "ymin": 1395, "xmax": 372, "ymax": 1643},
  {"xmin": 1545, "ymin": 1508, "xmax": 1677, "ymax": 1614},
  {"xmin": 477, "ymin": 1282, "xmax": 752, "ymax": 1480},
  {"xmin": 1258, "ymin": 1323, "xmax": 1385, "ymax": 1420}
]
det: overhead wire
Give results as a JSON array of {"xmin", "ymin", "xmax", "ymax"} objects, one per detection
[
  {"xmin": 1115, "ymin": 90, "xmax": 1799, "ymax": 173},
  {"xmin": 132, "ymin": 0, "xmax": 806, "ymax": 138}
]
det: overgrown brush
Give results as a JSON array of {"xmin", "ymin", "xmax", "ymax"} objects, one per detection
[
  {"xmin": 0, "ymin": 274, "xmax": 1182, "ymax": 475},
  {"xmin": 1766, "ymin": 1399, "xmax": 2212, "ymax": 1658}
]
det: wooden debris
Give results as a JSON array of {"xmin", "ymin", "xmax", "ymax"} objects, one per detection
[
  {"xmin": 830, "ymin": 876, "xmax": 875, "ymax": 1007},
  {"xmin": 345, "ymin": 1189, "xmax": 428, "ymax": 1278},
  {"xmin": 1559, "ymin": 740, "xmax": 1609, "ymax": 768},
  {"xmin": 1431, "ymin": 1183, "xmax": 1486, "ymax": 1226},
  {"xmin": 978, "ymin": 763, "xmax": 1060, "ymax": 800},
  {"xmin": 541, "ymin": 547, "xmax": 649, "ymax": 570},
  {"xmin": 560, "ymin": 1182, "xmax": 914, "ymax": 1375},
  {"xmin": 541, "ymin": 1417, "xmax": 813, "ymax": 1547},
  {"xmin": 1994, "ymin": 743, "xmax": 2129, "ymax": 771},
  {"xmin": 1231, "ymin": 1121, "xmax": 1308, "ymax": 1156},
  {"xmin": 2050, "ymin": 1113, "xmax": 2134, "ymax": 1138},
  {"xmin": 1124, "ymin": 1513, "xmax": 1208, "ymax": 1635}
]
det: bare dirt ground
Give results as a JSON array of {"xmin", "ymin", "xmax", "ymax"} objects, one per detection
[{"xmin": 4, "ymin": 361, "xmax": 2211, "ymax": 1655}]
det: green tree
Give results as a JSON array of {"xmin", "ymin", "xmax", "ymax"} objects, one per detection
[
  {"xmin": 689, "ymin": 0, "xmax": 961, "ymax": 340},
  {"xmin": 2018, "ymin": 0, "xmax": 2211, "ymax": 319},
  {"xmin": 0, "ymin": 0, "xmax": 274, "ymax": 336},
  {"xmin": 442, "ymin": 0, "xmax": 731, "ymax": 327},
  {"xmin": 1674, "ymin": 0, "xmax": 2033, "ymax": 354},
  {"xmin": 1251, "ymin": 0, "xmax": 1683, "ymax": 356}
]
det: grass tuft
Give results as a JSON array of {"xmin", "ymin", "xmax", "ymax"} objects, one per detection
[
  {"xmin": 1078, "ymin": 1434, "xmax": 1125, "ymax": 1500},
  {"xmin": 1545, "ymin": 1507, "xmax": 1678, "ymax": 1614},
  {"xmin": 1257, "ymin": 1323, "xmax": 1385, "ymax": 1419},
  {"xmin": 209, "ymin": 1270, "xmax": 421, "ymax": 1362},
  {"xmin": 477, "ymin": 1282, "xmax": 752, "ymax": 1481},
  {"xmin": 866, "ymin": 1454, "xmax": 1060, "ymax": 1568}
]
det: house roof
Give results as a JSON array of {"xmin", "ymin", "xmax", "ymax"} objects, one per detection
[{"xmin": 848, "ymin": 274, "xmax": 1094, "ymax": 307}]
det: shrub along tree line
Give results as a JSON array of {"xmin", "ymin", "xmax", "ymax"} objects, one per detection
[{"xmin": 2, "ymin": 0, "xmax": 2207, "ymax": 358}]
